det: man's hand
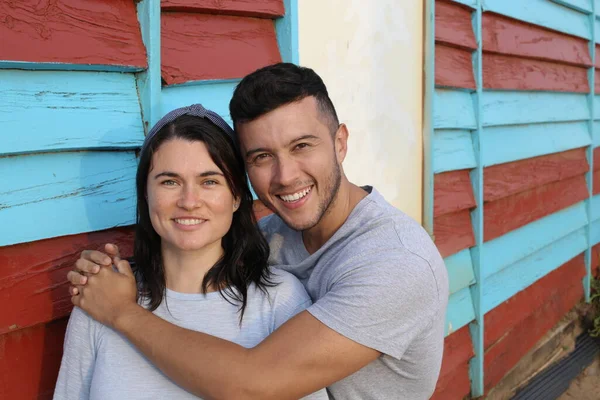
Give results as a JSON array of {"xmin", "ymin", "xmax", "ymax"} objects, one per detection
[
  {"xmin": 71, "ymin": 257, "xmax": 140, "ymax": 329},
  {"xmin": 68, "ymin": 243, "xmax": 121, "ymax": 295}
]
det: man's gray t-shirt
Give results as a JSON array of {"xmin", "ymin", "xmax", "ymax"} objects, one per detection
[
  {"xmin": 53, "ymin": 269, "xmax": 327, "ymax": 400},
  {"xmin": 262, "ymin": 186, "xmax": 449, "ymax": 400}
]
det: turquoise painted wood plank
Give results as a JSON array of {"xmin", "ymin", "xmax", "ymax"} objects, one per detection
[
  {"xmin": 452, "ymin": 0, "xmax": 477, "ymax": 8},
  {"xmin": 482, "ymin": 202, "xmax": 588, "ymax": 279},
  {"xmin": 483, "ymin": 0, "xmax": 591, "ymax": 39},
  {"xmin": 136, "ymin": 0, "xmax": 162, "ymax": 130},
  {"xmin": 482, "ymin": 92, "xmax": 590, "ymax": 127},
  {"xmin": 0, "ymin": 61, "xmax": 144, "ymax": 72},
  {"xmin": 483, "ymin": 121, "xmax": 591, "ymax": 167},
  {"xmin": 596, "ymin": 0, "xmax": 600, "ymax": 16},
  {"xmin": 0, "ymin": 151, "xmax": 136, "ymax": 246},
  {"xmin": 160, "ymin": 80, "xmax": 238, "ymax": 125},
  {"xmin": 434, "ymin": 89, "xmax": 476, "ymax": 130},
  {"xmin": 0, "ymin": 70, "xmax": 143, "ymax": 156},
  {"xmin": 275, "ymin": 0, "xmax": 299, "ymax": 64},
  {"xmin": 445, "ymin": 249, "xmax": 476, "ymax": 296},
  {"xmin": 593, "ymin": 121, "xmax": 600, "ymax": 147},
  {"xmin": 445, "ymin": 286, "xmax": 476, "ymax": 336},
  {"xmin": 594, "ymin": 96, "xmax": 600, "ymax": 120},
  {"xmin": 550, "ymin": 0, "xmax": 593, "ymax": 14},
  {"xmin": 591, "ymin": 194, "xmax": 600, "ymax": 222},
  {"xmin": 591, "ymin": 218, "xmax": 600, "ymax": 245},
  {"xmin": 433, "ymin": 130, "xmax": 476, "ymax": 173},
  {"xmin": 595, "ymin": 16, "xmax": 600, "ymax": 41},
  {"xmin": 482, "ymin": 227, "xmax": 588, "ymax": 313}
]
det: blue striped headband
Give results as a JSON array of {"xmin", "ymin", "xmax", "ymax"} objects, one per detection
[{"xmin": 141, "ymin": 104, "xmax": 236, "ymax": 153}]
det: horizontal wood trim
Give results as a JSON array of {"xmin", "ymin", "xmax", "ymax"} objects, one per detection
[
  {"xmin": 483, "ymin": 0, "xmax": 591, "ymax": 40},
  {"xmin": 434, "ymin": 209, "xmax": 475, "ymax": 258},
  {"xmin": 482, "ymin": 202, "xmax": 588, "ymax": 280},
  {"xmin": 482, "ymin": 13, "xmax": 592, "ymax": 67},
  {"xmin": 0, "ymin": 0, "xmax": 146, "ymax": 69},
  {"xmin": 0, "ymin": 228, "xmax": 134, "ymax": 335},
  {"xmin": 484, "ymin": 264, "xmax": 584, "ymax": 391},
  {"xmin": 484, "ymin": 174, "xmax": 589, "ymax": 241},
  {"xmin": 446, "ymin": 286, "xmax": 476, "ymax": 335},
  {"xmin": 161, "ymin": 13, "xmax": 281, "ymax": 85},
  {"xmin": 482, "ymin": 121, "xmax": 591, "ymax": 167},
  {"xmin": 431, "ymin": 326, "xmax": 473, "ymax": 400},
  {"xmin": 483, "ymin": 227, "xmax": 587, "ymax": 313},
  {"xmin": 0, "ymin": 151, "xmax": 137, "ymax": 247},
  {"xmin": 435, "ymin": 0, "xmax": 477, "ymax": 50},
  {"xmin": 445, "ymin": 249, "xmax": 476, "ymax": 295},
  {"xmin": 435, "ymin": 44, "xmax": 476, "ymax": 89},
  {"xmin": 482, "ymin": 91, "xmax": 589, "ymax": 127},
  {"xmin": 0, "ymin": 317, "xmax": 68, "ymax": 399},
  {"xmin": 483, "ymin": 53, "xmax": 589, "ymax": 93},
  {"xmin": 161, "ymin": 0, "xmax": 285, "ymax": 18},
  {"xmin": 484, "ymin": 253, "xmax": 585, "ymax": 350},
  {"xmin": 1, "ymin": 70, "xmax": 144, "ymax": 156},
  {"xmin": 434, "ymin": 89, "xmax": 477, "ymax": 130},
  {"xmin": 484, "ymin": 148, "xmax": 589, "ymax": 202},
  {"xmin": 433, "ymin": 130, "xmax": 477, "ymax": 174},
  {"xmin": 435, "ymin": 170, "xmax": 476, "ymax": 217}
]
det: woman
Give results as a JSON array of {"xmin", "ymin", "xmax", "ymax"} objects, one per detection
[{"xmin": 54, "ymin": 105, "xmax": 327, "ymax": 399}]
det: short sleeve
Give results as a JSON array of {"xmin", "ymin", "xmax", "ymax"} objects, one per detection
[
  {"xmin": 53, "ymin": 307, "xmax": 99, "ymax": 400},
  {"xmin": 307, "ymin": 251, "xmax": 441, "ymax": 360},
  {"xmin": 268, "ymin": 269, "xmax": 313, "ymax": 332}
]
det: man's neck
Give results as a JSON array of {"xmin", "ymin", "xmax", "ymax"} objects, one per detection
[{"xmin": 302, "ymin": 181, "xmax": 368, "ymax": 254}]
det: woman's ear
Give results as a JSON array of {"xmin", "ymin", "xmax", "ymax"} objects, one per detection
[{"xmin": 233, "ymin": 198, "xmax": 240, "ymax": 212}]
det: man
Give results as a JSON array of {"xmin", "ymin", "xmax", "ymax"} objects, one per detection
[{"xmin": 68, "ymin": 63, "xmax": 449, "ymax": 399}]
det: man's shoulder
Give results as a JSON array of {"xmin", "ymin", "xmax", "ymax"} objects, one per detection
[{"xmin": 258, "ymin": 213, "xmax": 287, "ymax": 241}]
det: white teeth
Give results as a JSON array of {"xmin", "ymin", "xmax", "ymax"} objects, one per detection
[
  {"xmin": 280, "ymin": 187, "xmax": 312, "ymax": 202},
  {"xmin": 174, "ymin": 219, "xmax": 204, "ymax": 225}
]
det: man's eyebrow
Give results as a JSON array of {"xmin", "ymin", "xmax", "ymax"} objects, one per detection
[
  {"xmin": 245, "ymin": 135, "xmax": 321, "ymax": 159},
  {"xmin": 153, "ymin": 171, "xmax": 223, "ymax": 179}
]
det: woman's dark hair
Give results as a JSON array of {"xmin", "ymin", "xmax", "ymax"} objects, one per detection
[
  {"xmin": 229, "ymin": 62, "xmax": 339, "ymax": 134},
  {"xmin": 134, "ymin": 114, "xmax": 271, "ymax": 321}
]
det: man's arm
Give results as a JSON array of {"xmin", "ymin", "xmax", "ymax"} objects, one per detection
[{"xmin": 72, "ymin": 257, "xmax": 380, "ymax": 400}]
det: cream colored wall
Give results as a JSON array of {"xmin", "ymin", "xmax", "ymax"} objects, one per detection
[{"xmin": 298, "ymin": 0, "xmax": 424, "ymax": 223}]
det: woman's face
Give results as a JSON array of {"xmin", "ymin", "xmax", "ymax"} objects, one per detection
[{"xmin": 146, "ymin": 138, "xmax": 238, "ymax": 254}]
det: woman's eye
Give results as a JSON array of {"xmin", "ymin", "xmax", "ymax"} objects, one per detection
[{"xmin": 204, "ymin": 180, "xmax": 218, "ymax": 186}]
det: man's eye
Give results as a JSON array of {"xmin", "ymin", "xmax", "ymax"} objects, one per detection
[
  {"xmin": 254, "ymin": 153, "xmax": 271, "ymax": 162},
  {"xmin": 161, "ymin": 180, "xmax": 177, "ymax": 186},
  {"xmin": 295, "ymin": 143, "xmax": 309, "ymax": 150}
]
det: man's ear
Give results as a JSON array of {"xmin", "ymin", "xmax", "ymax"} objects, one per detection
[{"xmin": 334, "ymin": 123, "xmax": 349, "ymax": 164}]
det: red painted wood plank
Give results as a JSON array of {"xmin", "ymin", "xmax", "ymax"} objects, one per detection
[
  {"xmin": 0, "ymin": 0, "xmax": 146, "ymax": 68},
  {"xmin": 0, "ymin": 228, "xmax": 134, "ymax": 335},
  {"xmin": 434, "ymin": 170, "xmax": 476, "ymax": 217},
  {"xmin": 484, "ymin": 254, "xmax": 585, "ymax": 350},
  {"xmin": 482, "ymin": 13, "xmax": 592, "ymax": 68},
  {"xmin": 435, "ymin": 44, "xmax": 476, "ymax": 89},
  {"xmin": 0, "ymin": 318, "xmax": 68, "ymax": 400},
  {"xmin": 435, "ymin": 0, "xmax": 476, "ymax": 50},
  {"xmin": 161, "ymin": 13, "xmax": 281, "ymax": 85},
  {"xmin": 484, "ymin": 148, "xmax": 589, "ymax": 203},
  {"xmin": 431, "ymin": 326, "xmax": 473, "ymax": 400},
  {"xmin": 483, "ymin": 53, "xmax": 589, "ymax": 93},
  {"xmin": 596, "ymin": 70, "xmax": 600, "ymax": 94},
  {"xmin": 434, "ymin": 209, "xmax": 475, "ymax": 257},
  {"xmin": 484, "ymin": 174, "xmax": 588, "ymax": 241},
  {"xmin": 161, "ymin": 0, "xmax": 284, "ymax": 18},
  {"xmin": 594, "ymin": 147, "xmax": 600, "ymax": 171},
  {"xmin": 484, "ymin": 274, "xmax": 584, "ymax": 391},
  {"xmin": 592, "ymin": 244, "xmax": 600, "ymax": 278},
  {"xmin": 596, "ymin": 46, "xmax": 600, "ymax": 69},
  {"xmin": 593, "ymin": 170, "xmax": 600, "ymax": 196}
]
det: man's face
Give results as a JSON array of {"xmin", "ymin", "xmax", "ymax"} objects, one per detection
[{"xmin": 237, "ymin": 97, "xmax": 344, "ymax": 231}]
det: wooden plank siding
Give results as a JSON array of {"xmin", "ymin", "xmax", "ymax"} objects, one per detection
[
  {"xmin": 161, "ymin": 13, "xmax": 281, "ymax": 85},
  {"xmin": 483, "ymin": 254, "xmax": 586, "ymax": 391},
  {"xmin": 161, "ymin": 0, "xmax": 285, "ymax": 18},
  {"xmin": 0, "ymin": 0, "xmax": 146, "ymax": 71},
  {"xmin": 430, "ymin": 326, "xmax": 474, "ymax": 400}
]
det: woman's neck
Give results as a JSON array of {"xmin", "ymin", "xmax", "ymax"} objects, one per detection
[{"xmin": 161, "ymin": 241, "xmax": 224, "ymax": 293}]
